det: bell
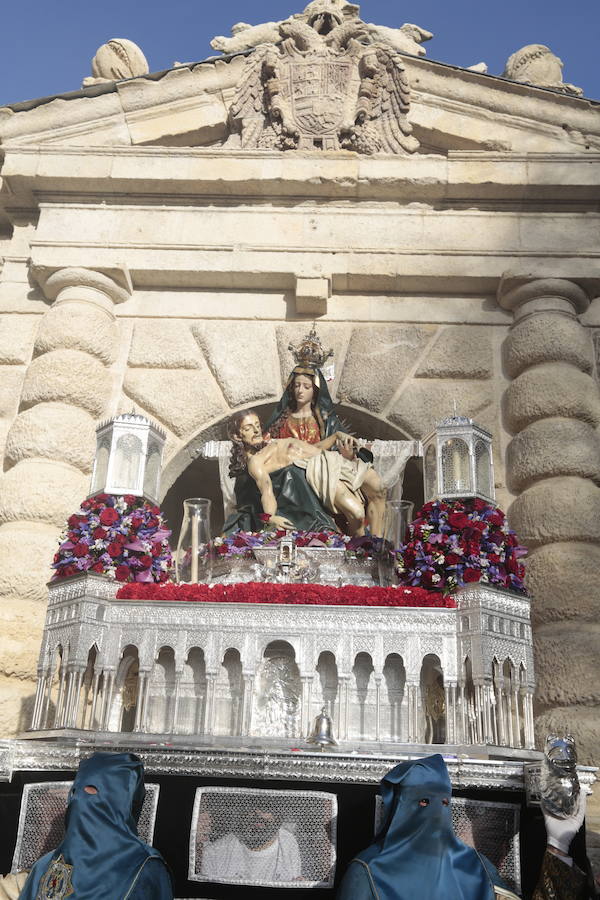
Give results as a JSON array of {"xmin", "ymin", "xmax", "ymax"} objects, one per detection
[{"xmin": 306, "ymin": 707, "xmax": 338, "ymax": 751}]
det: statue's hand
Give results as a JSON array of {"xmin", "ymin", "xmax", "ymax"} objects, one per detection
[
  {"xmin": 337, "ymin": 435, "xmax": 356, "ymax": 461},
  {"xmin": 268, "ymin": 514, "xmax": 295, "ymax": 531}
]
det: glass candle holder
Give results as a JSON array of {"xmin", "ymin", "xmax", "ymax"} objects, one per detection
[
  {"xmin": 176, "ymin": 498, "xmax": 213, "ymax": 583},
  {"xmin": 384, "ymin": 499, "xmax": 414, "ymax": 550}
]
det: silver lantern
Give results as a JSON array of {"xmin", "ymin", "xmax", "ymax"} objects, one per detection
[
  {"xmin": 422, "ymin": 414, "xmax": 495, "ymax": 504},
  {"xmin": 89, "ymin": 413, "xmax": 166, "ymax": 503}
]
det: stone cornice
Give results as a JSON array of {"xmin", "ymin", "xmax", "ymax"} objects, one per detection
[{"xmin": 2, "ymin": 146, "xmax": 600, "ymax": 206}]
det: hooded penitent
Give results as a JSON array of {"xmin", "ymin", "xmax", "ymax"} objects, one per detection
[
  {"xmin": 337, "ymin": 755, "xmax": 511, "ymax": 900},
  {"xmin": 18, "ymin": 752, "xmax": 172, "ymax": 900}
]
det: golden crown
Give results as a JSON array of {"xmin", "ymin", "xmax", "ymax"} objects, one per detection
[{"xmin": 288, "ymin": 327, "xmax": 334, "ymax": 369}]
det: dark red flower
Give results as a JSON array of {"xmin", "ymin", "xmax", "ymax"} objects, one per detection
[
  {"xmin": 107, "ymin": 542, "xmax": 122, "ymax": 558},
  {"xmin": 93, "ymin": 527, "xmax": 107, "ymax": 540},
  {"xmin": 115, "ymin": 564, "xmax": 130, "ymax": 582},
  {"xmin": 91, "ymin": 562, "xmax": 104, "ymax": 573},
  {"xmin": 139, "ymin": 555, "xmax": 153, "ymax": 568},
  {"xmin": 448, "ymin": 512, "xmax": 470, "ymax": 530},
  {"xmin": 151, "ymin": 542, "xmax": 162, "ymax": 557},
  {"xmin": 259, "ymin": 513, "xmax": 271, "ymax": 522},
  {"xmin": 99, "ymin": 508, "xmax": 119, "ymax": 526},
  {"xmin": 72, "ymin": 542, "xmax": 89, "ymax": 558},
  {"xmin": 463, "ymin": 567, "xmax": 481, "ymax": 583},
  {"xmin": 67, "ymin": 515, "xmax": 80, "ymax": 528},
  {"xmin": 124, "ymin": 495, "xmax": 137, "ymax": 505}
]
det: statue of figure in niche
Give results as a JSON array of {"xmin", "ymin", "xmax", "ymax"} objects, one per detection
[
  {"xmin": 223, "ymin": 409, "xmax": 386, "ymax": 537},
  {"xmin": 265, "ymin": 327, "xmax": 345, "ymax": 444}
]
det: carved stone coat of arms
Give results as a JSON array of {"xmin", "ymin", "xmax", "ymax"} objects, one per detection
[{"xmin": 226, "ymin": 3, "xmax": 419, "ymax": 155}]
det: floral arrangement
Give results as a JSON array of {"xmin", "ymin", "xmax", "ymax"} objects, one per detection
[
  {"xmin": 52, "ymin": 493, "xmax": 173, "ymax": 583},
  {"xmin": 395, "ymin": 498, "xmax": 527, "ymax": 594},
  {"xmin": 117, "ymin": 581, "xmax": 456, "ymax": 608}
]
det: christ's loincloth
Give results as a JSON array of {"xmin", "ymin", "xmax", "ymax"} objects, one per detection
[{"xmin": 294, "ymin": 451, "xmax": 371, "ymax": 515}]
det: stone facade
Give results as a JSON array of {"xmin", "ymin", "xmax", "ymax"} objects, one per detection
[{"xmin": 0, "ymin": 2, "xmax": 599, "ymax": 793}]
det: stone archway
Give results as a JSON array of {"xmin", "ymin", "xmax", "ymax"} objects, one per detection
[{"xmin": 160, "ymin": 403, "xmax": 423, "ymax": 540}]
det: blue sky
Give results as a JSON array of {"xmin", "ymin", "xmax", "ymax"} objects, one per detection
[{"xmin": 0, "ymin": 0, "xmax": 598, "ymax": 107}]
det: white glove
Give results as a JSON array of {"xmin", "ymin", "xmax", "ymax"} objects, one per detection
[{"xmin": 543, "ymin": 791, "xmax": 587, "ymax": 856}]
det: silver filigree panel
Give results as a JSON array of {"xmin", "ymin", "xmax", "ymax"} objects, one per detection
[
  {"xmin": 189, "ymin": 786, "xmax": 337, "ymax": 889},
  {"xmin": 11, "ymin": 781, "xmax": 160, "ymax": 873}
]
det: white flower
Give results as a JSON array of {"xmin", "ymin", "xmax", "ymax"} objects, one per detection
[
  {"xmin": 432, "ymin": 573, "xmax": 441, "ymax": 583},
  {"xmin": 142, "ymin": 541, "xmax": 152, "ymax": 552},
  {"xmin": 213, "ymin": 537, "xmax": 224, "ymax": 547},
  {"xmin": 160, "ymin": 560, "xmax": 169, "ymax": 570},
  {"xmin": 115, "ymin": 498, "xmax": 127, "ymax": 512},
  {"xmin": 93, "ymin": 540, "xmax": 106, "ymax": 551}
]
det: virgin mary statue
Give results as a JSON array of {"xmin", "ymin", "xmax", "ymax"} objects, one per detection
[{"xmin": 265, "ymin": 328, "xmax": 345, "ymax": 443}]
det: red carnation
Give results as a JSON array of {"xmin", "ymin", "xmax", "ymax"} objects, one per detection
[
  {"xmin": 93, "ymin": 527, "xmax": 107, "ymax": 540},
  {"xmin": 99, "ymin": 508, "xmax": 119, "ymax": 526},
  {"xmin": 115, "ymin": 564, "xmax": 130, "ymax": 582},
  {"xmin": 67, "ymin": 515, "xmax": 80, "ymax": 528},
  {"xmin": 463, "ymin": 567, "xmax": 481, "ymax": 583},
  {"xmin": 107, "ymin": 542, "xmax": 122, "ymax": 558},
  {"xmin": 124, "ymin": 495, "xmax": 137, "ymax": 505},
  {"xmin": 488, "ymin": 510, "xmax": 504, "ymax": 527},
  {"xmin": 72, "ymin": 542, "xmax": 89, "ymax": 558},
  {"xmin": 60, "ymin": 565, "xmax": 78, "ymax": 578},
  {"xmin": 139, "ymin": 555, "xmax": 153, "ymax": 568},
  {"xmin": 445, "ymin": 553, "xmax": 462, "ymax": 566},
  {"xmin": 91, "ymin": 562, "xmax": 104, "ymax": 573},
  {"xmin": 150, "ymin": 505, "xmax": 160, "ymax": 515}
]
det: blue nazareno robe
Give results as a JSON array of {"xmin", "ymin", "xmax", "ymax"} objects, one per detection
[{"xmin": 18, "ymin": 752, "xmax": 173, "ymax": 900}]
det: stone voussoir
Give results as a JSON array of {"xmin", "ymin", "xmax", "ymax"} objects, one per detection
[
  {"xmin": 503, "ymin": 362, "xmax": 600, "ymax": 434},
  {"xmin": 339, "ymin": 325, "xmax": 435, "ymax": 414},
  {"xmin": 509, "ymin": 476, "xmax": 600, "ymax": 547},
  {"xmin": 192, "ymin": 322, "xmax": 279, "ymax": 408},
  {"xmin": 389, "ymin": 380, "xmax": 493, "ymax": 440},
  {"xmin": 415, "ymin": 325, "xmax": 493, "ymax": 379},
  {"xmin": 128, "ymin": 320, "xmax": 202, "ymax": 370},
  {"xmin": 506, "ymin": 417, "xmax": 600, "ymax": 493},
  {"xmin": 503, "ymin": 312, "xmax": 594, "ymax": 379},
  {"xmin": 20, "ymin": 349, "xmax": 112, "ymax": 417},
  {"xmin": 124, "ymin": 367, "xmax": 228, "ymax": 437}
]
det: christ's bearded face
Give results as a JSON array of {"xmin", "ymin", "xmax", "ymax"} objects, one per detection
[{"xmin": 237, "ymin": 413, "xmax": 264, "ymax": 449}]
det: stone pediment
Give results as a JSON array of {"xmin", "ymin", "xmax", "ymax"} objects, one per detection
[{"xmin": 0, "ymin": 0, "xmax": 599, "ymax": 155}]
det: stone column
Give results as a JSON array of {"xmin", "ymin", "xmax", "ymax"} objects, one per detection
[
  {"xmin": 0, "ymin": 266, "xmax": 130, "ymax": 737},
  {"xmin": 498, "ymin": 275, "xmax": 600, "ymax": 764}
]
